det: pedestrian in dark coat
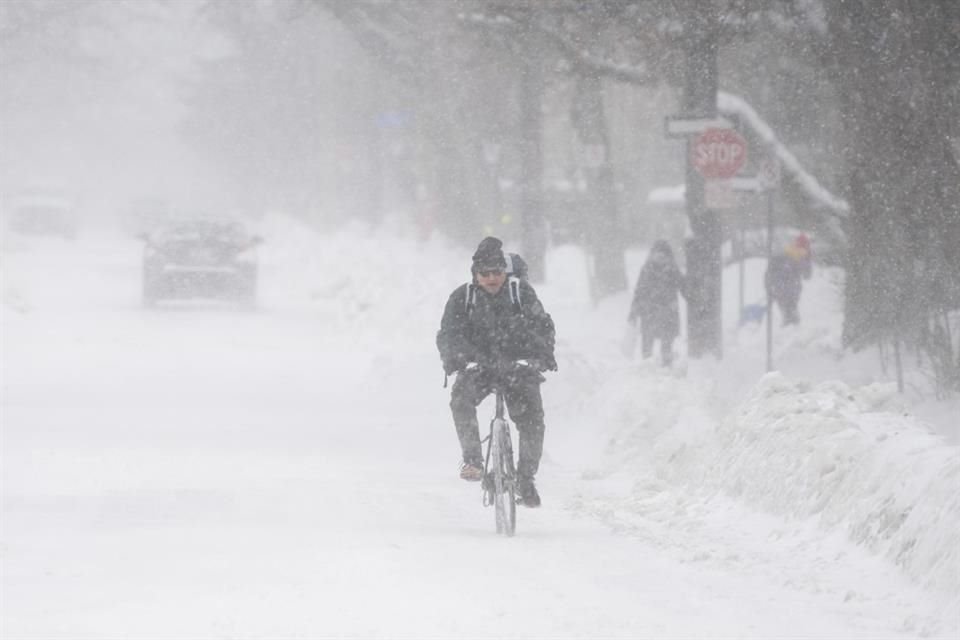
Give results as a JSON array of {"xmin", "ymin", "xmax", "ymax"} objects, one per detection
[
  {"xmin": 436, "ymin": 237, "xmax": 556, "ymax": 507},
  {"xmin": 627, "ymin": 240, "xmax": 686, "ymax": 366},
  {"xmin": 765, "ymin": 234, "xmax": 812, "ymax": 326}
]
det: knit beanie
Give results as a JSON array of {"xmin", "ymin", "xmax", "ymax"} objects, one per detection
[{"xmin": 471, "ymin": 236, "xmax": 507, "ymax": 273}]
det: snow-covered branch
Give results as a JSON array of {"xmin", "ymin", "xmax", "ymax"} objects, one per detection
[
  {"xmin": 718, "ymin": 91, "xmax": 850, "ymax": 220},
  {"xmin": 461, "ymin": 10, "xmax": 656, "ymax": 85},
  {"xmin": 530, "ymin": 19, "xmax": 657, "ymax": 85}
]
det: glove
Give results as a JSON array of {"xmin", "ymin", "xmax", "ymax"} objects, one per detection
[
  {"xmin": 443, "ymin": 358, "xmax": 464, "ymax": 376},
  {"xmin": 515, "ymin": 358, "xmax": 555, "ymax": 373}
]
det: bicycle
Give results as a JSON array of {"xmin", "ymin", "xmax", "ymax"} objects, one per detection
[
  {"xmin": 481, "ymin": 383, "xmax": 517, "ymax": 536},
  {"xmin": 461, "ymin": 359, "xmax": 543, "ymax": 536}
]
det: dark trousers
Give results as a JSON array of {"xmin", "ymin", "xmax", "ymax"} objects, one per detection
[
  {"xmin": 449, "ymin": 370, "xmax": 545, "ymax": 479},
  {"xmin": 641, "ymin": 330, "xmax": 674, "ymax": 366},
  {"xmin": 775, "ymin": 295, "xmax": 800, "ymax": 325}
]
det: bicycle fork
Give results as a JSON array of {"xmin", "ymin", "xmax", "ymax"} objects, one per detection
[{"xmin": 482, "ymin": 409, "xmax": 518, "ymax": 508}]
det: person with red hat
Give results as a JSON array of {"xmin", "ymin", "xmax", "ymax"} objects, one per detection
[{"xmin": 765, "ymin": 234, "xmax": 813, "ymax": 325}]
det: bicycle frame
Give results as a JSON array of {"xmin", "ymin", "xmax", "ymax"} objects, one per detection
[{"xmin": 483, "ymin": 387, "xmax": 517, "ymax": 536}]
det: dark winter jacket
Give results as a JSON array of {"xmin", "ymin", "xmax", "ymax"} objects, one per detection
[
  {"xmin": 436, "ymin": 278, "xmax": 557, "ymax": 376},
  {"xmin": 628, "ymin": 243, "xmax": 686, "ymax": 340},
  {"xmin": 765, "ymin": 253, "xmax": 809, "ymax": 305}
]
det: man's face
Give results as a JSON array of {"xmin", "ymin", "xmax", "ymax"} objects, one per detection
[{"xmin": 477, "ymin": 268, "xmax": 507, "ymax": 294}]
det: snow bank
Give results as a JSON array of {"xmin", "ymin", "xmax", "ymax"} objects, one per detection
[
  {"xmin": 256, "ymin": 212, "xmax": 464, "ymax": 334},
  {"xmin": 653, "ymin": 373, "xmax": 960, "ymax": 596}
]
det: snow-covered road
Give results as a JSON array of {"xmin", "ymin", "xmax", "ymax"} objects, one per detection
[{"xmin": 2, "ymin": 223, "xmax": 956, "ymax": 638}]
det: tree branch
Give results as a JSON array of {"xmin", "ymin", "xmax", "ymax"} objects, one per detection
[
  {"xmin": 463, "ymin": 8, "xmax": 657, "ymax": 85},
  {"xmin": 311, "ymin": 0, "xmax": 421, "ymax": 76}
]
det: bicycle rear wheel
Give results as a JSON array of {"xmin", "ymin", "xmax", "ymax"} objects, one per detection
[{"xmin": 491, "ymin": 418, "xmax": 516, "ymax": 536}]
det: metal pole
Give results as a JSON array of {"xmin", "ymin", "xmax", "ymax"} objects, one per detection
[
  {"xmin": 765, "ymin": 188, "xmax": 774, "ymax": 372},
  {"xmin": 894, "ymin": 336, "xmax": 904, "ymax": 393},
  {"xmin": 738, "ymin": 218, "xmax": 745, "ymax": 326}
]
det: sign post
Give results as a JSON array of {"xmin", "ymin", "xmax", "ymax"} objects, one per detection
[{"xmin": 762, "ymin": 153, "xmax": 780, "ymax": 373}]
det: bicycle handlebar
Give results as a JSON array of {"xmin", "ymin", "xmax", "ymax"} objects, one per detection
[{"xmin": 461, "ymin": 359, "xmax": 544, "ymax": 375}]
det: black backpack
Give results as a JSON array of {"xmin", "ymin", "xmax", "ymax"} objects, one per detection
[{"xmin": 505, "ymin": 253, "xmax": 528, "ymax": 280}]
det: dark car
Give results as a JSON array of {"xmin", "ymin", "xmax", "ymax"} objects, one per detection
[{"xmin": 139, "ymin": 219, "xmax": 262, "ymax": 306}]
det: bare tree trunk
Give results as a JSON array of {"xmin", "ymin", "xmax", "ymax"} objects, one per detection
[
  {"xmin": 681, "ymin": 5, "xmax": 722, "ymax": 358},
  {"xmin": 518, "ymin": 43, "xmax": 547, "ymax": 283},
  {"xmin": 827, "ymin": 0, "xmax": 960, "ymax": 378},
  {"xmin": 572, "ymin": 74, "xmax": 626, "ymax": 297}
]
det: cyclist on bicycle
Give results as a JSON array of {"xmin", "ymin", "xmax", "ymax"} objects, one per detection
[{"xmin": 436, "ymin": 236, "xmax": 557, "ymax": 507}]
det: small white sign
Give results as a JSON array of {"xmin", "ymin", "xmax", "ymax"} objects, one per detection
[
  {"xmin": 704, "ymin": 179, "xmax": 736, "ymax": 209},
  {"xmin": 729, "ymin": 176, "xmax": 763, "ymax": 192},
  {"xmin": 665, "ymin": 115, "xmax": 736, "ymax": 137},
  {"xmin": 758, "ymin": 155, "xmax": 781, "ymax": 190}
]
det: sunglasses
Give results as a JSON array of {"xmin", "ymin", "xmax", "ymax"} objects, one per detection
[{"xmin": 478, "ymin": 269, "xmax": 505, "ymax": 278}]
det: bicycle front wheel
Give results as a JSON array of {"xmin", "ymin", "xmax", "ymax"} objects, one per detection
[{"xmin": 492, "ymin": 418, "xmax": 516, "ymax": 536}]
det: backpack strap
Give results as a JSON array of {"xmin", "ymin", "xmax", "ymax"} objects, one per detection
[
  {"xmin": 465, "ymin": 279, "xmax": 522, "ymax": 315},
  {"xmin": 464, "ymin": 283, "xmax": 477, "ymax": 315},
  {"xmin": 508, "ymin": 276, "xmax": 522, "ymax": 314}
]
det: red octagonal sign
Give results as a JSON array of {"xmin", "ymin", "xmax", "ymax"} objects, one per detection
[{"xmin": 692, "ymin": 128, "xmax": 748, "ymax": 179}]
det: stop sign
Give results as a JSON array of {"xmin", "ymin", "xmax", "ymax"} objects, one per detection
[{"xmin": 692, "ymin": 128, "xmax": 748, "ymax": 179}]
